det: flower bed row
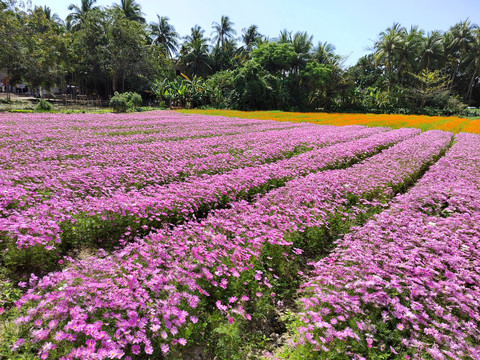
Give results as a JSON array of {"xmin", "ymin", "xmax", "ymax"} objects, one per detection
[
  {"xmin": 0, "ymin": 111, "xmax": 293, "ymax": 151},
  {"xmin": 0, "ymin": 127, "xmax": 415, "ymax": 263},
  {"xmin": 291, "ymin": 132, "xmax": 480, "ymax": 359},
  {"xmin": 8, "ymin": 130, "xmax": 452, "ymax": 359},
  {"xmin": 1, "ymin": 121, "xmax": 378, "ymax": 216}
]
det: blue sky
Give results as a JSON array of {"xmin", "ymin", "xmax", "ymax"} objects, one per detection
[{"xmin": 30, "ymin": 0, "xmax": 480, "ymax": 66}]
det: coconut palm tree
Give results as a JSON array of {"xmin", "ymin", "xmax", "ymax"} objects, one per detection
[
  {"xmin": 314, "ymin": 41, "xmax": 340, "ymax": 66},
  {"xmin": 443, "ymin": 30, "xmax": 458, "ymax": 89},
  {"xmin": 67, "ymin": 0, "xmax": 98, "ymax": 28},
  {"xmin": 184, "ymin": 24, "xmax": 207, "ymax": 43},
  {"xmin": 462, "ymin": 28, "xmax": 480, "ymax": 101},
  {"xmin": 278, "ymin": 29, "xmax": 292, "ymax": 44},
  {"xmin": 115, "ymin": 0, "xmax": 145, "ymax": 23},
  {"xmin": 396, "ymin": 26, "xmax": 425, "ymax": 83},
  {"xmin": 211, "ymin": 15, "xmax": 236, "ymax": 51},
  {"xmin": 35, "ymin": 6, "xmax": 63, "ymax": 25},
  {"xmin": 291, "ymin": 31, "xmax": 313, "ymax": 55},
  {"xmin": 445, "ymin": 20, "xmax": 475, "ymax": 89},
  {"xmin": 150, "ymin": 15, "xmax": 179, "ymax": 58},
  {"xmin": 241, "ymin": 25, "xmax": 261, "ymax": 52},
  {"xmin": 374, "ymin": 23, "xmax": 406, "ymax": 88},
  {"xmin": 179, "ymin": 28, "xmax": 212, "ymax": 77},
  {"xmin": 419, "ymin": 31, "xmax": 444, "ymax": 70}
]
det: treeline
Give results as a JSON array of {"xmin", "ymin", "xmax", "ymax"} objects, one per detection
[{"xmin": 1, "ymin": 0, "xmax": 479, "ymax": 114}]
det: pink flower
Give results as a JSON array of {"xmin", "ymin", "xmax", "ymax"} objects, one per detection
[
  {"xmin": 11, "ymin": 338, "xmax": 24, "ymax": 351},
  {"xmin": 131, "ymin": 345, "xmax": 140, "ymax": 355},
  {"xmin": 161, "ymin": 344, "xmax": 169, "ymax": 354}
]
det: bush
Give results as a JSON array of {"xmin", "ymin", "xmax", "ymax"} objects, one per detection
[
  {"xmin": 109, "ymin": 91, "xmax": 142, "ymax": 112},
  {"xmin": 35, "ymin": 99, "xmax": 53, "ymax": 112}
]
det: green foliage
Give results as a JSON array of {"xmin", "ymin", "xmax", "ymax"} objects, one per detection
[
  {"xmin": 153, "ymin": 74, "xmax": 211, "ymax": 109},
  {"xmin": 109, "ymin": 91, "xmax": 142, "ymax": 112},
  {"xmin": 229, "ymin": 61, "xmax": 273, "ymax": 110},
  {"xmin": 35, "ymin": 99, "xmax": 54, "ymax": 112},
  {"xmin": 251, "ymin": 42, "xmax": 297, "ymax": 74}
]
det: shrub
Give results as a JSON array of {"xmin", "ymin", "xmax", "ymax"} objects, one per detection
[
  {"xmin": 109, "ymin": 91, "xmax": 143, "ymax": 112},
  {"xmin": 35, "ymin": 99, "xmax": 53, "ymax": 112}
]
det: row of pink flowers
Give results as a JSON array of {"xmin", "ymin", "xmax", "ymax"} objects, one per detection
[
  {"xmin": 13, "ymin": 129, "xmax": 452, "ymax": 359},
  {"xmin": 296, "ymin": 132, "xmax": 480, "ymax": 359},
  {"xmin": 2, "ymin": 126, "xmax": 413, "ymax": 250}
]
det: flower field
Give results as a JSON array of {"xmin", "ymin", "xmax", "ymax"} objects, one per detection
[
  {"xmin": 1, "ymin": 111, "xmax": 479, "ymax": 359},
  {"xmin": 179, "ymin": 109, "xmax": 480, "ymax": 135}
]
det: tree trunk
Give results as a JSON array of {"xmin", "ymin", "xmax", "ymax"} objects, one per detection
[
  {"xmin": 5, "ymin": 77, "xmax": 10, "ymax": 100},
  {"xmin": 112, "ymin": 71, "xmax": 117, "ymax": 93},
  {"xmin": 466, "ymin": 66, "xmax": 478, "ymax": 102},
  {"xmin": 448, "ymin": 61, "xmax": 459, "ymax": 90}
]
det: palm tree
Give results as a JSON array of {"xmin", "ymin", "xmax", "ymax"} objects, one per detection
[
  {"xmin": 443, "ymin": 30, "xmax": 458, "ymax": 89},
  {"xmin": 462, "ymin": 28, "xmax": 480, "ymax": 102},
  {"xmin": 451, "ymin": 19, "xmax": 475, "ymax": 53},
  {"xmin": 211, "ymin": 15, "xmax": 236, "ymax": 51},
  {"xmin": 374, "ymin": 23, "xmax": 406, "ymax": 88},
  {"xmin": 185, "ymin": 24, "xmax": 207, "ymax": 43},
  {"xmin": 115, "ymin": 0, "xmax": 145, "ymax": 23},
  {"xmin": 35, "ymin": 6, "xmax": 63, "ymax": 25},
  {"xmin": 291, "ymin": 31, "xmax": 313, "ymax": 55},
  {"xmin": 67, "ymin": 0, "xmax": 98, "ymax": 28},
  {"xmin": 444, "ymin": 20, "xmax": 476, "ymax": 90},
  {"xmin": 180, "ymin": 27, "xmax": 212, "ymax": 77},
  {"xmin": 396, "ymin": 26, "xmax": 424, "ymax": 83},
  {"xmin": 314, "ymin": 41, "xmax": 340, "ymax": 66},
  {"xmin": 241, "ymin": 25, "xmax": 261, "ymax": 52},
  {"xmin": 419, "ymin": 31, "xmax": 444, "ymax": 70},
  {"xmin": 150, "ymin": 15, "xmax": 179, "ymax": 58},
  {"xmin": 278, "ymin": 29, "xmax": 292, "ymax": 43}
]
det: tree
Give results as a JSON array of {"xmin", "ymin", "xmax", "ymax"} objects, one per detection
[
  {"xmin": 0, "ymin": 5, "xmax": 25, "ymax": 99},
  {"xmin": 446, "ymin": 19, "xmax": 475, "ymax": 90},
  {"xmin": 241, "ymin": 25, "xmax": 261, "ymax": 52},
  {"xmin": 114, "ymin": 0, "xmax": 145, "ymax": 23},
  {"xmin": 185, "ymin": 24, "xmax": 207, "ymax": 43},
  {"xmin": 299, "ymin": 61, "xmax": 332, "ymax": 109},
  {"xmin": 462, "ymin": 28, "xmax": 480, "ymax": 102},
  {"xmin": 211, "ymin": 15, "xmax": 236, "ymax": 51},
  {"xmin": 396, "ymin": 26, "xmax": 424, "ymax": 83},
  {"xmin": 67, "ymin": 0, "xmax": 98, "ymax": 28},
  {"xmin": 278, "ymin": 29, "xmax": 292, "ymax": 44},
  {"xmin": 180, "ymin": 26, "xmax": 212, "ymax": 77},
  {"xmin": 251, "ymin": 42, "xmax": 297, "ymax": 75},
  {"xmin": 23, "ymin": 7, "xmax": 69, "ymax": 94},
  {"xmin": 230, "ymin": 60, "xmax": 273, "ymax": 110},
  {"xmin": 34, "ymin": 5, "xmax": 63, "ymax": 26},
  {"xmin": 419, "ymin": 31, "xmax": 444, "ymax": 70},
  {"xmin": 314, "ymin": 41, "xmax": 339, "ymax": 66},
  {"xmin": 106, "ymin": 8, "xmax": 151, "ymax": 92},
  {"xmin": 374, "ymin": 23, "xmax": 406, "ymax": 88},
  {"xmin": 69, "ymin": 8, "xmax": 109, "ymax": 94},
  {"xmin": 150, "ymin": 15, "xmax": 179, "ymax": 58},
  {"xmin": 409, "ymin": 69, "xmax": 450, "ymax": 108}
]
